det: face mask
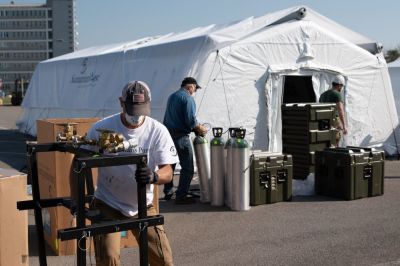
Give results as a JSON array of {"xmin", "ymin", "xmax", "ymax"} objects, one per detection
[{"xmin": 125, "ymin": 113, "xmax": 143, "ymax": 125}]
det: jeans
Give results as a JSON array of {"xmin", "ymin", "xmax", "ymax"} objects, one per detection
[{"xmin": 163, "ymin": 135, "xmax": 194, "ymax": 199}]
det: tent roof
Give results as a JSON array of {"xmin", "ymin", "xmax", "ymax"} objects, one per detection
[
  {"xmin": 18, "ymin": 5, "xmax": 399, "ymax": 155},
  {"xmin": 47, "ymin": 5, "xmax": 378, "ymax": 63}
]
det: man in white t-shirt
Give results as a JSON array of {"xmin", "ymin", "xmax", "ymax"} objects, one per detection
[{"xmin": 87, "ymin": 80, "xmax": 178, "ymax": 266}]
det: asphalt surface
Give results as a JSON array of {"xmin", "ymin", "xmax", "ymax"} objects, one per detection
[{"xmin": 1, "ymin": 106, "xmax": 400, "ymax": 266}]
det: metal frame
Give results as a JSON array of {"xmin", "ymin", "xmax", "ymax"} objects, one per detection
[{"xmin": 17, "ymin": 141, "xmax": 163, "ymax": 266}]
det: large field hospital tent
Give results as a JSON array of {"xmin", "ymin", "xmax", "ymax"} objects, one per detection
[
  {"xmin": 388, "ymin": 58, "xmax": 400, "ymax": 121},
  {"xmin": 18, "ymin": 6, "xmax": 400, "ymax": 155}
]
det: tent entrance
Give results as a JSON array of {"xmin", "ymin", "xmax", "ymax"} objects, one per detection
[{"xmin": 282, "ymin": 75, "xmax": 316, "ymax": 103}]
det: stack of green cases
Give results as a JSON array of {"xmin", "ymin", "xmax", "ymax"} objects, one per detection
[
  {"xmin": 250, "ymin": 151, "xmax": 293, "ymax": 205},
  {"xmin": 315, "ymin": 146, "xmax": 384, "ymax": 200},
  {"xmin": 281, "ymin": 103, "xmax": 336, "ymax": 179}
]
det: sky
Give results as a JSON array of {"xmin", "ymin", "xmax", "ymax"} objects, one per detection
[{"xmin": 2, "ymin": 0, "xmax": 400, "ymax": 51}]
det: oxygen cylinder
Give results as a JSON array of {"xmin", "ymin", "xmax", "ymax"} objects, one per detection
[
  {"xmin": 210, "ymin": 127, "xmax": 225, "ymax": 206},
  {"xmin": 231, "ymin": 128, "xmax": 250, "ymax": 211},
  {"xmin": 224, "ymin": 127, "xmax": 238, "ymax": 208},
  {"xmin": 193, "ymin": 134, "xmax": 211, "ymax": 203}
]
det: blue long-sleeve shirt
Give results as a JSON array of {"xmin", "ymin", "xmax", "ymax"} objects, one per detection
[{"xmin": 163, "ymin": 88, "xmax": 197, "ymax": 136}]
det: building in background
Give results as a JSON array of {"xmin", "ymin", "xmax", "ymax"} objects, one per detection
[{"xmin": 0, "ymin": 0, "xmax": 77, "ymax": 100}]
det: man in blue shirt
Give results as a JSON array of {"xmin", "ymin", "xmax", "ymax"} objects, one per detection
[{"xmin": 163, "ymin": 77, "xmax": 207, "ymax": 204}]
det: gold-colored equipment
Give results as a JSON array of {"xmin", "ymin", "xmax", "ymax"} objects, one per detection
[{"xmin": 55, "ymin": 124, "xmax": 135, "ymax": 153}]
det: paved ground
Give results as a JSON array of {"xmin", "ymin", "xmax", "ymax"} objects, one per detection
[{"xmin": 1, "ymin": 106, "xmax": 400, "ymax": 266}]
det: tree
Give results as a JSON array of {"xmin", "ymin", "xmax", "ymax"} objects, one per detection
[{"xmin": 385, "ymin": 45, "xmax": 400, "ymax": 63}]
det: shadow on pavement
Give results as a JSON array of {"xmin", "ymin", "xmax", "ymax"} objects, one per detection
[
  {"xmin": 158, "ymin": 191, "xmax": 344, "ymax": 214},
  {"xmin": 291, "ymin": 195, "xmax": 341, "ymax": 202},
  {"xmin": 385, "ymin": 176, "xmax": 400, "ymax": 179},
  {"xmin": 159, "ymin": 200, "xmax": 230, "ymax": 213},
  {"xmin": 28, "ymin": 224, "xmax": 58, "ymax": 257}
]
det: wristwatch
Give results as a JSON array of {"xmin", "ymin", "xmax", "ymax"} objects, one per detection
[{"xmin": 151, "ymin": 171, "xmax": 159, "ymax": 184}]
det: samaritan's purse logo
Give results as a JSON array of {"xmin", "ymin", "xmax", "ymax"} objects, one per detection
[
  {"xmin": 71, "ymin": 57, "xmax": 100, "ymax": 85},
  {"xmin": 80, "ymin": 58, "xmax": 88, "ymax": 74}
]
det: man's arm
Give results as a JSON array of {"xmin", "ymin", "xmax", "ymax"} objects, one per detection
[
  {"xmin": 336, "ymin": 102, "xmax": 347, "ymax": 134},
  {"xmin": 154, "ymin": 164, "xmax": 173, "ymax": 184},
  {"xmin": 184, "ymin": 97, "xmax": 198, "ymax": 130},
  {"xmin": 184, "ymin": 97, "xmax": 208, "ymax": 136}
]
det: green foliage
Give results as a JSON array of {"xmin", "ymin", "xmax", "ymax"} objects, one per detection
[{"xmin": 385, "ymin": 45, "xmax": 400, "ymax": 62}]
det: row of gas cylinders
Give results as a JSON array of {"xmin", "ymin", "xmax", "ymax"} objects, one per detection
[{"xmin": 193, "ymin": 127, "xmax": 250, "ymax": 211}]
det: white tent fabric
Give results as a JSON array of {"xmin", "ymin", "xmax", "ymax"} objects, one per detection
[
  {"xmin": 18, "ymin": 6, "xmax": 400, "ymax": 155},
  {"xmin": 388, "ymin": 58, "xmax": 400, "ymax": 121},
  {"xmin": 388, "ymin": 58, "xmax": 400, "ymax": 68}
]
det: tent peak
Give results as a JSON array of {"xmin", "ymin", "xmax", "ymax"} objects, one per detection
[{"xmin": 268, "ymin": 6, "xmax": 307, "ymax": 27}]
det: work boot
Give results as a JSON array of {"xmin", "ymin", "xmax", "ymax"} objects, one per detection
[
  {"xmin": 175, "ymin": 195, "xmax": 196, "ymax": 204},
  {"xmin": 163, "ymin": 191, "xmax": 174, "ymax": 201}
]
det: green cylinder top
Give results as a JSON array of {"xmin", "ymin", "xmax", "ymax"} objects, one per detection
[
  {"xmin": 225, "ymin": 137, "xmax": 235, "ymax": 148},
  {"xmin": 193, "ymin": 135, "xmax": 208, "ymax": 145},
  {"xmin": 211, "ymin": 137, "xmax": 225, "ymax": 146},
  {"xmin": 232, "ymin": 138, "xmax": 248, "ymax": 148}
]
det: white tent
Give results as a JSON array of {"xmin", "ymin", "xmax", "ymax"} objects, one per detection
[
  {"xmin": 388, "ymin": 58, "xmax": 400, "ymax": 121},
  {"xmin": 18, "ymin": 6, "xmax": 400, "ymax": 155}
]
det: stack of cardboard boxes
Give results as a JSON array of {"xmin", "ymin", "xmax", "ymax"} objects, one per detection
[{"xmin": 0, "ymin": 168, "xmax": 29, "ymax": 265}]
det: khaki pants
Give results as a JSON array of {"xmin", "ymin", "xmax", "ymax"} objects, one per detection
[
  {"xmin": 92, "ymin": 198, "xmax": 173, "ymax": 266},
  {"xmin": 333, "ymin": 117, "xmax": 343, "ymax": 147}
]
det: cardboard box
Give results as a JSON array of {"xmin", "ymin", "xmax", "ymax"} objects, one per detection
[
  {"xmin": 0, "ymin": 169, "xmax": 29, "ymax": 266},
  {"xmin": 36, "ymin": 118, "xmax": 159, "ymax": 255},
  {"xmin": 37, "ymin": 118, "xmax": 100, "ymax": 255}
]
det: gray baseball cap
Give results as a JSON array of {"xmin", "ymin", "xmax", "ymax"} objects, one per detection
[{"xmin": 121, "ymin": 81, "xmax": 151, "ymax": 116}]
